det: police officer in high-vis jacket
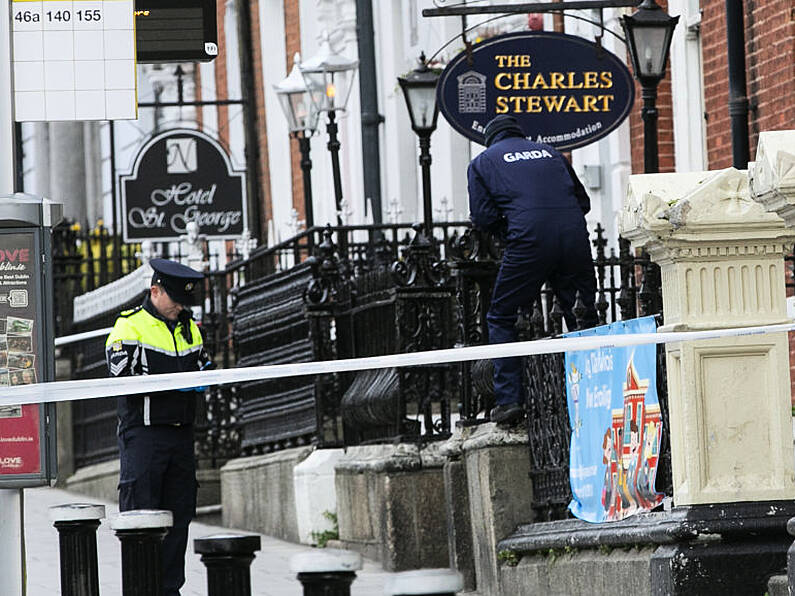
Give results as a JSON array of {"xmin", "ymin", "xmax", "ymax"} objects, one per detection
[
  {"xmin": 468, "ymin": 114, "xmax": 598, "ymax": 426},
  {"xmin": 106, "ymin": 258, "xmax": 213, "ymax": 596}
]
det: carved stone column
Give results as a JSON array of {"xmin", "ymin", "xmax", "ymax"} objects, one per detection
[
  {"xmin": 620, "ymin": 166, "xmax": 795, "ymax": 506},
  {"xmin": 749, "ymin": 130, "xmax": 795, "ymax": 225}
]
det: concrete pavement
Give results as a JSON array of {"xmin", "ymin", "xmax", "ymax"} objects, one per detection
[{"xmin": 23, "ymin": 486, "xmax": 390, "ymax": 596}]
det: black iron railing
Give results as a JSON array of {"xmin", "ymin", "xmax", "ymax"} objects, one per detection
[
  {"xmin": 66, "ymin": 219, "xmax": 670, "ymax": 489},
  {"xmin": 210, "ymin": 222, "xmax": 466, "ymax": 455},
  {"xmin": 52, "ymin": 221, "xmax": 142, "ymax": 336}
]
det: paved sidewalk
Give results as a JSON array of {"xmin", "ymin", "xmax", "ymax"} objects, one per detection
[{"xmin": 23, "ymin": 486, "xmax": 389, "ymax": 596}]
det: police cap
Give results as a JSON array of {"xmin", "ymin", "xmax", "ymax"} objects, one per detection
[
  {"xmin": 149, "ymin": 258, "xmax": 204, "ymax": 306},
  {"xmin": 484, "ymin": 115, "xmax": 526, "ymax": 146}
]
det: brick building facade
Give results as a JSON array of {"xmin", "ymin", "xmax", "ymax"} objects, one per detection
[{"xmin": 631, "ymin": 0, "xmax": 794, "ymax": 174}]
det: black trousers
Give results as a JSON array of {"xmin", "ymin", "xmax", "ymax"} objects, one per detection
[
  {"xmin": 487, "ymin": 217, "xmax": 597, "ymax": 407},
  {"xmin": 118, "ymin": 425, "xmax": 197, "ymax": 596}
]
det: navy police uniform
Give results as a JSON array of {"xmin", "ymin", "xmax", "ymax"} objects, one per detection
[
  {"xmin": 468, "ymin": 115, "xmax": 597, "ymax": 423},
  {"xmin": 106, "ymin": 259, "xmax": 211, "ymax": 596}
]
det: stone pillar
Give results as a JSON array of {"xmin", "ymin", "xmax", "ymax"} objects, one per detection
[
  {"xmin": 620, "ymin": 166, "xmax": 795, "ymax": 506},
  {"xmin": 620, "ymin": 165, "xmax": 795, "ymax": 594},
  {"xmin": 460, "ymin": 423, "xmax": 532, "ymax": 596},
  {"xmin": 334, "ymin": 443, "xmax": 449, "ymax": 571},
  {"xmin": 440, "ymin": 427, "xmax": 475, "ymax": 592}
]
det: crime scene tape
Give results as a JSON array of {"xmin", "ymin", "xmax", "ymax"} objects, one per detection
[
  {"xmin": 5, "ymin": 321, "xmax": 795, "ymax": 408},
  {"xmin": 54, "ymin": 327, "xmax": 114, "ymax": 347}
]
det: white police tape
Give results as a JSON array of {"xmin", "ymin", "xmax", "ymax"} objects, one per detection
[
  {"xmin": 54, "ymin": 327, "xmax": 113, "ymax": 347},
  {"xmin": 5, "ymin": 321, "xmax": 795, "ymax": 408}
]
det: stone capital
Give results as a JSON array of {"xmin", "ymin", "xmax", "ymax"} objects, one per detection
[
  {"xmin": 620, "ymin": 167, "xmax": 794, "ymax": 331},
  {"xmin": 749, "ymin": 130, "xmax": 795, "ymax": 226},
  {"xmin": 621, "ymin": 167, "xmax": 790, "ymax": 258}
]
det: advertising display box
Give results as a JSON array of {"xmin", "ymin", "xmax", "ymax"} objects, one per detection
[{"xmin": 0, "ymin": 194, "xmax": 61, "ymax": 489}]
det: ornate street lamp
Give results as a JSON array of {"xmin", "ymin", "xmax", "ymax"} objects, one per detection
[
  {"xmin": 274, "ymin": 53, "xmax": 319, "ymax": 229},
  {"xmin": 621, "ymin": 0, "xmax": 679, "ymax": 174},
  {"xmin": 300, "ymin": 32, "xmax": 358, "ymax": 224},
  {"xmin": 397, "ymin": 53, "xmax": 440, "ymax": 236}
]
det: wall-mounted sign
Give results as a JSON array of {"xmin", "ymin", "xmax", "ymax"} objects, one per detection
[
  {"xmin": 135, "ymin": 0, "xmax": 218, "ymax": 63},
  {"xmin": 12, "ymin": 0, "xmax": 137, "ymax": 121},
  {"xmin": 120, "ymin": 129, "xmax": 247, "ymax": 242},
  {"xmin": 437, "ymin": 31, "xmax": 635, "ymax": 150}
]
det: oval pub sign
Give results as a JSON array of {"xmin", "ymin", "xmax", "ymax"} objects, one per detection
[{"xmin": 437, "ymin": 31, "xmax": 635, "ymax": 150}]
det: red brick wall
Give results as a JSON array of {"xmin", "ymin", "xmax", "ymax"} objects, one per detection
[
  {"xmin": 248, "ymin": 0, "xmax": 273, "ymax": 238},
  {"xmin": 284, "ymin": 0, "xmax": 305, "ymax": 223},
  {"xmin": 700, "ymin": 0, "xmax": 795, "ymax": 169},
  {"xmin": 628, "ymin": 75, "xmax": 676, "ymax": 174},
  {"xmin": 195, "ymin": 67, "xmax": 203, "ymax": 129},
  {"xmin": 699, "ymin": 0, "xmax": 795, "ymax": 402},
  {"xmin": 744, "ymin": 0, "xmax": 795, "ymax": 157},
  {"xmin": 627, "ymin": 0, "xmax": 676, "ymax": 174},
  {"xmin": 215, "ymin": 1, "xmax": 230, "ymax": 151}
]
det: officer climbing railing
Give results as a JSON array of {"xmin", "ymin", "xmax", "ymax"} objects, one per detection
[{"xmin": 450, "ymin": 223, "xmax": 669, "ymax": 520}]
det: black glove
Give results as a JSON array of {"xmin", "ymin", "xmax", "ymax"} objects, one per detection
[{"xmin": 197, "ymin": 348, "xmax": 217, "ymax": 371}]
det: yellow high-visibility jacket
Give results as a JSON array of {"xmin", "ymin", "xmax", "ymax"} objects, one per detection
[{"xmin": 105, "ymin": 296, "xmax": 207, "ymax": 434}]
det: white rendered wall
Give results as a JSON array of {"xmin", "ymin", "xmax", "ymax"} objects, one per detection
[
  {"xmin": 565, "ymin": 8, "xmax": 632, "ymax": 248},
  {"xmin": 258, "ymin": 0, "xmax": 292, "ymax": 242},
  {"xmin": 377, "ymin": 0, "xmax": 418, "ymax": 223},
  {"xmin": 199, "ymin": 60, "xmax": 219, "ymax": 136},
  {"xmin": 668, "ymin": 0, "xmax": 707, "ymax": 172},
  {"xmin": 223, "ymin": 1, "xmax": 246, "ymax": 171},
  {"xmin": 293, "ymin": 448, "xmax": 345, "ymax": 545}
]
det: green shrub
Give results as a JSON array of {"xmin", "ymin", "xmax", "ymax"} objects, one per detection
[{"xmin": 311, "ymin": 511, "xmax": 339, "ymax": 548}]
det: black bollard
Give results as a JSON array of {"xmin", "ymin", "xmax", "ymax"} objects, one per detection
[
  {"xmin": 384, "ymin": 568, "xmax": 465, "ymax": 596},
  {"xmin": 194, "ymin": 533, "xmax": 262, "ymax": 596},
  {"xmin": 290, "ymin": 549, "xmax": 363, "ymax": 596},
  {"xmin": 110, "ymin": 509, "xmax": 173, "ymax": 596},
  {"xmin": 49, "ymin": 503, "xmax": 105, "ymax": 596}
]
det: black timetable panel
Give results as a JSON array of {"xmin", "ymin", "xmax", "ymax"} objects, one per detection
[{"xmin": 135, "ymin": 0, "xmax": 218, "ymax": 63}]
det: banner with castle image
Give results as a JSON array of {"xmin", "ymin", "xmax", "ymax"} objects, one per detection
[{"xmin": 565, "ymin": 316, "xmax": 664, "ymax": 523}]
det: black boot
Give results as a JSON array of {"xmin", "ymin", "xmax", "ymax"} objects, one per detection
[{"xmin": 490, "ymin": 403, "xmax": 525, "ymax": 426}]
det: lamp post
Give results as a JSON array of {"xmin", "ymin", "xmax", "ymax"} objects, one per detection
[
  {"xmin": 398, "ymin": 53, "xmax": 440, "ymax": 236},
  {"xmin": 621, "ymin": 0, "xmax": 679, "ymax": 174},
  {"xmin": 274, "ymin": 53, "xmax": 320, "ymax": 229},
  {"xmin": 300, "ymin": 32, "xmax": 358, "ymax": 225}
]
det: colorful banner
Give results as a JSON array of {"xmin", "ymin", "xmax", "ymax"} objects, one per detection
[{"xmin": 565, "ymin": 316, "xmax": 664, "ymax": 523}]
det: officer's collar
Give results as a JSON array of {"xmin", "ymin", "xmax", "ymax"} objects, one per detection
[
  {"xmin": 489, "ymin": 129, "xmax": 525, "ymax": 146},
  {"xmin": 142, "ymin": 293, "xmax": 185, "ymax": 328}
]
